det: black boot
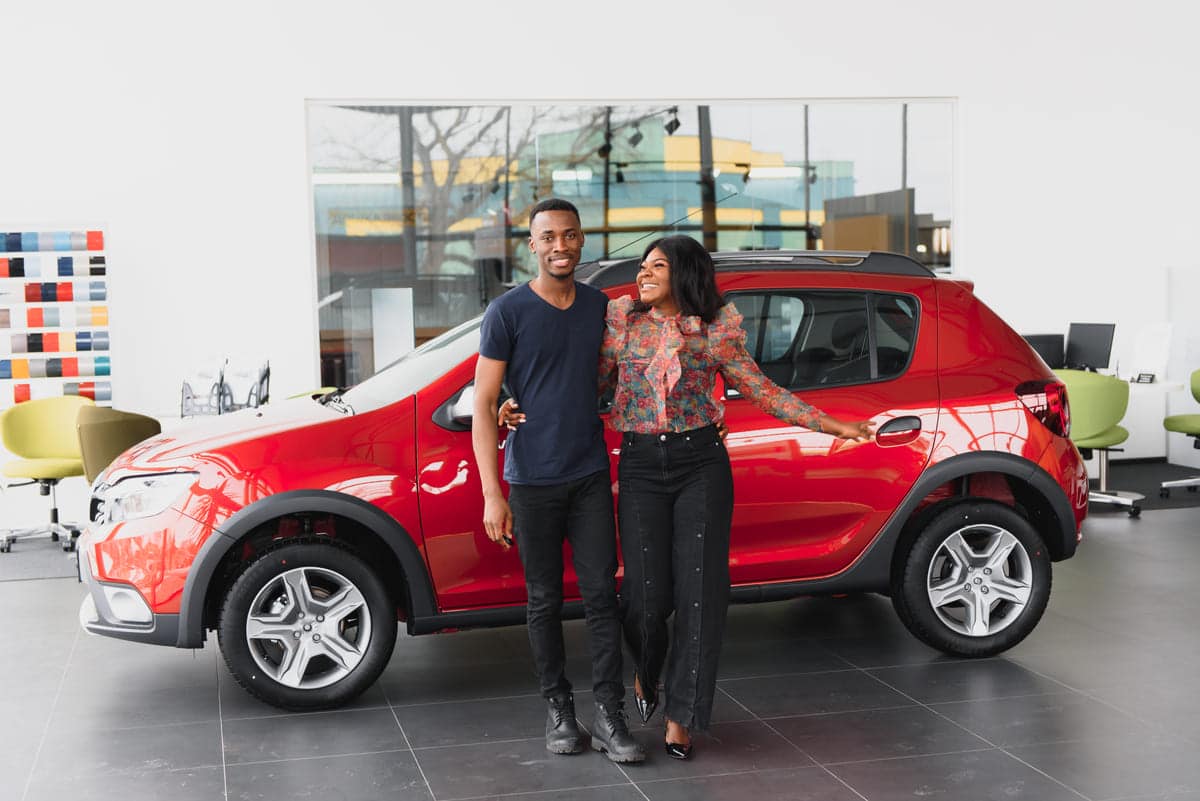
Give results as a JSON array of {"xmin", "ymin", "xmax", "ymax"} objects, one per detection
[
  {"xmin": 545, "ymin": 692, "xmax": 585, "ymax": 755},
  {"xmin": 591, "ymin": 702, "xmax": 647, "ymax": 763}
]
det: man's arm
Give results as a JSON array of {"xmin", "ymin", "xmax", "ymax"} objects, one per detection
[{"xmin": 472, "ymin": 355, "xmax": 513, "ymax": 549}]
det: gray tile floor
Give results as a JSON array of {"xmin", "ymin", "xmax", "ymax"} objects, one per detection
[{"xmin": 2, "ymin": 506, "xmax": 1199, "ymax": 801}]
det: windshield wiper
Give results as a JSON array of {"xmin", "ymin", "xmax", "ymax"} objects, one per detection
[{"xmin": 318, "ymin": 389, "xmax": 355, "ymax": 415}]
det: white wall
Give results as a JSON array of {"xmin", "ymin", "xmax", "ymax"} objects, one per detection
[{"xmin": 1, "ymin": 1, "xmax": 1198, "ymax": 524}]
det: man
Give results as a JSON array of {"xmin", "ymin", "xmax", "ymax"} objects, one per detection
[{"xmin": 471, "ymin": 198, "xmax": 645, "ymax": 763}]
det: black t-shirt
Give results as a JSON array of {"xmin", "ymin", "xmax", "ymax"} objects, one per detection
[{"xmin": 479, "ymin": 281, "xmax": 609, "ymax": 486}]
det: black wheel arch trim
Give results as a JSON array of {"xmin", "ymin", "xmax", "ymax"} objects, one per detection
[
  {"xmin": 175, "ymin": 455, "xmax": 1076, "ymax": 646},
  {"xmin": 176, "ymin": 490, "xmax": 437, "ymax": 648},
  {"xmin": 730, "ymin": 451, "xmax": 1076, "ymax": 604}
]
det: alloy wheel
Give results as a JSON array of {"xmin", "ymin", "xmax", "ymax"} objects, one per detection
[
  {"xmin": 925, "ymin": 524, "xmax": 1033, "ymax": 637},
  {"xmin": 244, "ymin": 566, "xmax": 372, "ymax": 690}
]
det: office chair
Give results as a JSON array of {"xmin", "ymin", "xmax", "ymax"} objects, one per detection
[
  {"xmin": 76, "ymin": 405, "xmax": 163, "ymax": 485},
  {"xmin": 0, "ymin": 395, "xmax": 94, "ymax": 552},
  {"xmin": 1056, "ymin": 369, "xmax": 1145, "ymax": 517},
  {"xmin": 1160, "ymin": 368, "xmax": 1200, "ymax": 498}
]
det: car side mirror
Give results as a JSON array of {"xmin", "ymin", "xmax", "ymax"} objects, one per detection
[{"xmin": 433, "ymin": 384, "xmax": 476, "ymax": 432}]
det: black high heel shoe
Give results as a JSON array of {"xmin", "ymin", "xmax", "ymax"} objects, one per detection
[
  {"xmin": 664, "ymin": 721, "xmax": 692, "ymax": 760},
  {"xmin": 633, "ymin": 673, "xmax": 658, "ymax": 724}
]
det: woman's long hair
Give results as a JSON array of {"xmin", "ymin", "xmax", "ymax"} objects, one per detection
[{"xmin": 634, "ymin": 235, "xmax": 724, "ymax": 323}]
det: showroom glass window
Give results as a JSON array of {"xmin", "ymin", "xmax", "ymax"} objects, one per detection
[{"xmin": 306, "ymin": 101, "xmax": 953, "ymax": 388}]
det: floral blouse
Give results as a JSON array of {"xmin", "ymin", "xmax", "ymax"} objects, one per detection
[{"xmin": 599, "ymin": 295, "xmax": 824, "ymax": 434}]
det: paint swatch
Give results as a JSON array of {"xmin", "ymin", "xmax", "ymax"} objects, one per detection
[
  {"xmin": 0, "ymin": 230, "xmax": 104, "ymax": 252},
  {"xmin": 20, "ymin": 305, "xmax": 109, "ymax": 328},
  {"xmin": 6, "ymin": 331, "xmax": 109, "ymax": 353},
  {"xmin": 0, "ymin": 355, "xmax": 110, "ymax": 378},
  {"xmin": 6, "ymin": 381, "xmax": 111, "ymax": 405}
]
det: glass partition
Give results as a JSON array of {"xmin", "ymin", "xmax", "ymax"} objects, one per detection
[{"xmin": 307, "ymin": 100, "xmax": 954, "ymax": 387}]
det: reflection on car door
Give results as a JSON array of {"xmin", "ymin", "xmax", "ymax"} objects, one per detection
[{"xmin": 721, "ymin": 280, "xmax": 939, "ymax": 585}]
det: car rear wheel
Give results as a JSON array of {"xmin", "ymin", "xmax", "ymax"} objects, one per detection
[
  {"xmin": 218, "ymin": 542, "xmax": 396, "ymax": 710},
  {"xmin": 892, "ymin": 500, "xmax": 1051, "ymax": 657}
]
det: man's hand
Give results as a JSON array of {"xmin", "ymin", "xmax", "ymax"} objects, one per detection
[
  {"xmin": 498, "ymin": 398, "xmax": 526, "ymax": 430},
  {"xmin": 482, "ymin": 492, "xmax": 514, "ymax": 549}
]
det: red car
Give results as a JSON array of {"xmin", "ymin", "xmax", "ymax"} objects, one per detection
[{"xmin": 78, "ymin": 250, "xmax": 1088, "ymax": 710}]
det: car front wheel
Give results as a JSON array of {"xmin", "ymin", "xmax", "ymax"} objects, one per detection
[
  {"xmin": 892, "ymin": 500, "xmax": 1051, "ymax": 657},
  {"xmin": 218, "ymin": 542, "xmax": 396, "ymax": 710}
]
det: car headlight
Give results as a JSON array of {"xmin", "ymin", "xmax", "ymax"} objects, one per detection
[{"xmin": 100, "ymin": 472, "xmax": 198, "ymax": 523}]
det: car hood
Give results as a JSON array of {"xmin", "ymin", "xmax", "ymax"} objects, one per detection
[{"xmin": 103, "ymin": 396, "xmax": 347, "ymax": 479}]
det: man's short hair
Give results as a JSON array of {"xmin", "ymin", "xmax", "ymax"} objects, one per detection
[{"xmin": 528, "ymin": 198, "xmax": 581, "ymax": 229}]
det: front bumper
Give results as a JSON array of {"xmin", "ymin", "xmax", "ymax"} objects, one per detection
[{"xmin": 77, "ymin": 542, "xmax": 180, "ymax": 646}]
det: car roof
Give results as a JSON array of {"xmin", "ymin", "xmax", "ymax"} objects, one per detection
[{"xmin": 576, "ymin": 249, "xmax": 933, "ymax": 289}]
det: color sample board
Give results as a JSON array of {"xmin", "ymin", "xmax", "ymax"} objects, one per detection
[{"xmin": 0, "ymin": 229, "xmax": 111, "ymax": 407}]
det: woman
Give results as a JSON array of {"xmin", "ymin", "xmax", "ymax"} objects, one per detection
[{"xmin": 502, "ymin": 236, "xmax": 872, "ymax": 758}]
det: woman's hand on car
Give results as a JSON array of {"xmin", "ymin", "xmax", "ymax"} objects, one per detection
[
  {"xmin": 498, "ymin": 398, "xmax": 526, "ymax": 430},
  {"xmin": 823, "ymin": 417, "xmax": 874, "ymax": 442}
]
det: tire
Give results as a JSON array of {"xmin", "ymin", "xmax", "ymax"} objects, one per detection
[
  {"xmin": 218, "ymin": 541, "xmax": 397, "ymax": 710},
  {"xmin": 891, "ymin": 500, "xmax": 1051, "ymax": 658}
]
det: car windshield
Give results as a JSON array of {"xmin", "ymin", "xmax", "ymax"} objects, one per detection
[{"xmin": 338, "ymin": 315, "xmax": 482, "ymax": 413}]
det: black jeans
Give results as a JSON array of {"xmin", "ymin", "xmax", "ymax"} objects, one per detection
[
  {"xmin": 508, "ymin": 469, "xmax": 624, "ymax": 707},
  {"xmin": 618, "ymin": 424, "xmax": 734, "ymax": 731}
]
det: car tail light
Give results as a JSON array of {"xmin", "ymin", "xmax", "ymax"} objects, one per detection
[{"xmin": 1016, "ymin": 379, "xmax": 1070, "ymax": 437}]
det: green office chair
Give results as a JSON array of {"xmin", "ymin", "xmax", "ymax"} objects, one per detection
[
  {"xmin": 76, "ymin": 406, "xmax": 163, "ymax": 485},
  {"xmin": 1160, "ymin": 368, "xmax": 1200, "ymax": 498},
  {"xmin": 1, "ymin": 395, "xmax": 95, "ymax": 552},
  {"xmin": 1056, "ymin": 369, "xmax": 1144, "ymax": 517}
]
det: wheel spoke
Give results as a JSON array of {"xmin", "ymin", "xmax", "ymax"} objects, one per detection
[
  {"xmin": 277, "ymin": 638, "xmax": 313, "ymax": 687},
  {"xmin": 282, "ymin": 570, "xmax": 318, "ymax": 617},
  {"xmin": 982, "ymin": 531, "xmax": 1019, "ymax": 572},
  {"xmin": 989, "ymin": 573, "xmax": 1032, "ymax": 605},
  {"xmin": 964, "ymin": 589, "xmax": 992, "ymax": 636},
  {"xmin": 323, "ymin": 585, "xmax": 367, "ymax": 624},
  {"xmin": 942, "ymin": 532, "xmax": 976, "ymax": 570},
  {"xmin": 246, "ymin": 615, "xmax": 294, "ymax": 642},
  {"xmin": 318, "ymin": 630, "xmax": 363, "ymax": 670},
  {"xmin": 928, "ymin": 577, "xmax": 969, "ymax": 610}
]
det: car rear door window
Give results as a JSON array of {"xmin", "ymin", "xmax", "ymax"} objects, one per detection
[{"xmin": 727, "ymin": 291, "xmax": 918, "ymax": 389}]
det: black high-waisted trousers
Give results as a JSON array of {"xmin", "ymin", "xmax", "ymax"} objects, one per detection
[{"xmin": 617, "ymin": 423, "xmax": 733, "ymax": 731}]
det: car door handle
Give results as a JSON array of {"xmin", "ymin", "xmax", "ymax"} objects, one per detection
[{"xmin": 875, "ymin": 415, "xmax": 923, "ymax": 446}]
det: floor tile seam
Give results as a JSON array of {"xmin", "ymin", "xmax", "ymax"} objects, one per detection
[
  {"xmin": 20, "ymin": 625, "xmax": 81, "ymax": 801},
  {"xmin": 437, "ymin": 781, "xmax": 639, "ymax": 801},
  {"xmin": 611, "ymin": 760, "xmax": 652, "ymax": 801},
  {"xmin": 215, "ymin": 654, "xmax": 230, "ymax": 801},
  {"xmin": 220, "ymin": 702, "xmax": 393, "ymax": 722},
  {"xmin": 382, "ymin": 682, "xmax": 438, "ymax": 801},
  {"xmin": 860, "ymin": 668, "xmax": 1096, "ymax": 801},
  {"xmin": 630, "ymin": 763, "xmax": 843, "ymax": 785},
  {"xmin": 819, "ymin": 745, "xmax": 997, "ymax": 767},
  {"xmin": 1096, "ymin": 793, "xmax": 1200, "ymax": 801},
  {"xmin": 26, "ymin": 761, "xmax": 229, "ymax": 784},
  {"xmin": 225, "ymin": 747, "xmax": 413, "ymax": 769},
  {"xmin": 0, "ymin": 575, "xmax": 81, "ymax": 584},
  {"xmin": 387, "ymin": 691, "xmax": 546, "ymax": 709},
  {"xmin": 994, "ymin": 745, "xmax": 1097, "ymax": 801},
  {"xmin": 716, "ymin": 665, "xmax": 866, "ymax": 683},
  {"xmin": 715, "ymin": 682, "xmax": 870, "ymax": 801},
  {"xmin": 46, "ymin": 714, "xmax": 226, "ymax": 734},
  {"xmin": 756, "ymin": 702, "xmax": 926, "ymax": 721},
  {"xmin": 409, "ymin": 735, "xmax": 558, "ymax": 752},
  {"xmin": 1004, "ymin": 658, "xmax": 1200, "ymax": 747}
]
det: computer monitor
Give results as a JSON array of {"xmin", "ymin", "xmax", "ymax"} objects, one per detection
[
  {"xmin": 1065, "ymin": 323, "xmax": 1115, "ymax": 371},
  {"xmin": 1023, "ymin": 334, "xmax": 1065, "ymax": 369}
]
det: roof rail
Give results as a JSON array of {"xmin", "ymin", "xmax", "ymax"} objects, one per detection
[{"xmin": 577, "ymin": 249, "xmax": 932, "ymax": 289}]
